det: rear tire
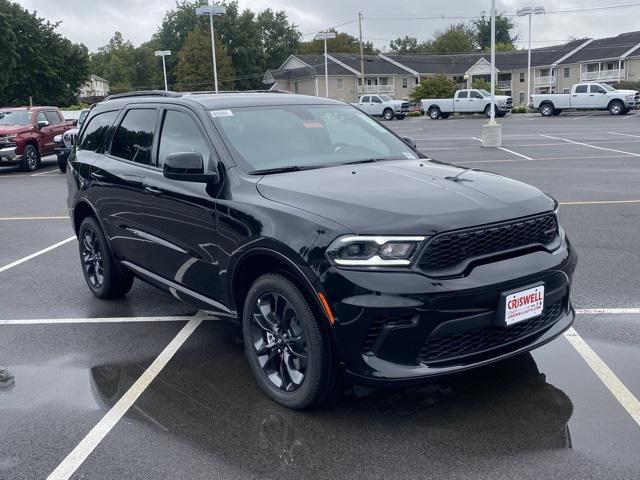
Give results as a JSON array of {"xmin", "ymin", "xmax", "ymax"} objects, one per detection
[
  {"xmin": 383, "ymin": 108, "xmax": 394, "ymax": 121},
  {"xmin": 428, "ymin": 107, "xmax": 441, "ymax": 120},
  {"xmin": 20, "ymin": 145, "xmax": 40, "ymax": 172},
  {"xmin": 539, "ymin": 103, "xmax": 555, "ymax": 117},
  {"xmin": 242, "ymin": 273, "xmax": 337, "ymax": 409},
  {"xmin": 608, "ymin": 100, "xmax": 624, "ymax": 115},
  {"xmin": 78, "ymin": 217, "xmax": 134, "ymax": 299}
]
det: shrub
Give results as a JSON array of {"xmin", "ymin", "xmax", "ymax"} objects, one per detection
[
  {"xmin": 511, "ymin": 105, "xmax": 527, "ymax": 113},
  {"xmin": 613, "ymin": 81, "xmax": 640, "ymax": 91},
  {"xmin": 409, "ymin": 75, "xmax": 456, "ymax": 103},
  {"xmin": 407, "ymin": 111, "xmax": 423, "ymax": 117}
]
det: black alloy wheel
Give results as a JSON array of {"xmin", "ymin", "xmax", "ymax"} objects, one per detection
[
  {"xmin": 78, "ymin": 217, "xmax": 134, "ymax": 299},
  {"xmin": 251, "ymin": 292, "xmax": 308, "ymax": 392},
  {"xmin": 242, "ymin": 273, "xmax": 338, "ymax": 409}
]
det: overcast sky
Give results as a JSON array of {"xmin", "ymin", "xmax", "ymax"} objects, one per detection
[{"xmin": 15, "ymin": 0, "xmax": 640, "ymax": 52}]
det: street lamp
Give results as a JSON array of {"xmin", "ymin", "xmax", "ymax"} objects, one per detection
[
  {"xmin": 482, "ymin": 0, "xmax": 502, "ymax": 147},
  {"xmin": 314, "ymin": 31, "xmax": 336, "ymax": 98},
  {"xmin": 196, "ymin": 5, "xmax": 227, "ymax": 93},
  {"xmin": 154, "ymin": 50, "xmax": 171, "ymax": 91},
  {"xmin": 517, "ymin": 6, "xmax": 545, "ymax": 107}
]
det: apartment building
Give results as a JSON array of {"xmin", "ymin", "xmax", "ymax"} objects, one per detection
[{"xmin": 264, "ymin": 31, "xmax": 640, "ymax": 105}]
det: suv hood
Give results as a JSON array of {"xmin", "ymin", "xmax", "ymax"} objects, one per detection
[
  {"xmin": 256, "ymin": 160, "xmax": 555, "ymax": 235},
  {"xmin": 0, "ymin": 125, "xmax": 31, "ymax": 134}
]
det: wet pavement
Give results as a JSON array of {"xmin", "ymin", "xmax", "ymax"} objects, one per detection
[{"xmin": 1, "ymin": 115, "xmax": 639, "ymax": 479}]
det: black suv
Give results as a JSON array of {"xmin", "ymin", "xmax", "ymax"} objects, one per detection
[{"xmin": 67, "ymin": 91, "xmax": 577, "ymax": 409}]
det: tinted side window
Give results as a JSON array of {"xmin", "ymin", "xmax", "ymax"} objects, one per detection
[
  {"xmin": 372, "ymin": 96, "xmax": 382, "ymax": 103},
  {"xmin": 78, "ymin": 111, "xmax": 118, "ymax": 152},
  {"xmin": 158, "ymin": 110, "xmax": 210, "ymax": 168},
  {"xmin": 458, "ymin": 91, "xmax": 468, "ymax": 99},
  {"xmin": 110, "ymin": 109, "xmax": 157, "ymax": 165},
  {"xmin": 575, "ymin": 85, "xmax": 588, "ymax": 93},
  {"xmin": 362, "ymin": 96, "xmax": 370, "ymax": 103},
  {"xmin": 590, "ymin": 85, "xmax": 606, "ymax": 94},
  {"xmin": 45, "ymin": 111, "xmax": 61, "ymax": 125},
  {"xmin": 470, "ymin": 91, "xmax": 483, "ymax": 99}
]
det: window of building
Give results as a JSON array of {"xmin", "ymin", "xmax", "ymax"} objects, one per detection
[
  {"xmin": 336, "ymin": 78, "xmax": 343, "ymax": 90},
  {"xmin": 77, "ymin": 111, "xmax": 118, "ymax": 152},
  {"xmin": 519, "ymin": 92, "xmax": 525, "ymax": 104},
  {"xmin": 415, "ymin": 77, "xmax": 419, "ymax": 85},
  {"xmin": 402, "ymin": 77, "xmax": 408, "ymax": 88},
  {"xmin": 563, "ymin": 67, "xmax": 570, "ymax": 78},
  {"xmin": 110, "ymin": 109, "xmax": 158, "ymax": 166},
  {"xmin": 158, "ymin": 110, "xmax": 210, "ymax": 169},
  {"xmin": 563, "ymin": 88, "xmax": 570, "ymax": 94},
  {"xmin": 293, "ymin": 81, "xmax": 299, "ymax": 93},
  {"xmin": 519, "ymin": 72, "xmax": 525, "ymax": 82}
]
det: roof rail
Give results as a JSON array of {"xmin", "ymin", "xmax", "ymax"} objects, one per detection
[
  {"xmin": 185, "ymin": 89, "xmax": 292, "ymax": 95},
  {"xmin": 104, "ymin": 90, "xmax": 183, "ymax": 101}
]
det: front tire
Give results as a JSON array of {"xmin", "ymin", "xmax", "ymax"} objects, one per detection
[
  {"xmin": 383, "ymin": 108, "xmax": 394, "ymax": 121},
  {"xmin": 78, "ymin": 217, "xmax": 134, "ymax": 299},
  {"xmin": 242, "ymin": 273, "xmax": 336, "ymax": 409},
  {"xmin": 395, "ymin": 114, "xmax": 406, "ymax": 120},
  {"xmin": 20, "ymin": 145, "xmax": 40, "ymax": 172},
  {"xmin": 609, "ymin": 100, "xmax": 624, "ymax": 115}
]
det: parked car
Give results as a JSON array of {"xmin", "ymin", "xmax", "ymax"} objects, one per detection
[
  {"xmin": 351, "ymin": 94, "xmax": 410, "ymax": 120},
  {"xmin": 530, "ymin": 82, "xmax": 640, "ymax": 116},
  {"xmin": 421, "ymin": 89, "xmax": 513, "ymax": 119},
  {"xmin": 67, "ymin": 90, "xmax": 576, "ymax": 409},
  {"xmin": 54, "ymin": 108, "xmax": 90, "ymax": 172},
  {"xmin": 0, "ymin": 107, "xmax": 75, "ymax": 171}
]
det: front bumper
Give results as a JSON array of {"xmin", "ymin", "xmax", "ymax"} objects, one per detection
[
  {"xmin": 55, "ymin": 147, "xmax": 71, "ymax": 161},
  {"xmin": 321, "ymin": 238, "xmax": 577, "ymax": 386},
  {"xmin": 0, "ymin": 146, "xmax": 21, "ymax": 163}
]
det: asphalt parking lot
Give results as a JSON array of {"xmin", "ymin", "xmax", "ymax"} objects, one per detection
[{"xmin": 1, "ymin": 112, "xmax": 640, "ymax": 480}]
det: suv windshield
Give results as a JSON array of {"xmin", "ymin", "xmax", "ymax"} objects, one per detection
[
  {"xmin": 210, "ymin": 104, "xmax": 418, "ymax": 173},
  {"xmin": 0, "ymin": 111, "xmax": 31, "ymax": 125},
  {"xmin": 78, "ymin": 109, "xmax": 89, "ymax": 127}
]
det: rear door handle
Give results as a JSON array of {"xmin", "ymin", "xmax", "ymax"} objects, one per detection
[
  {"xmin": 90, "ymin": 172, "xmax": 105, "ymax": 180},
  {"xmin": 144, "ymin": 185, "xmax": 163, "ymax": 195}
]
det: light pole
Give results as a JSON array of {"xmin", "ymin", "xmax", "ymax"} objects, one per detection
[
  {"xmin": 196, "ymin": 5, "xmax": 226, "ymax": 93},
  {"xmin": 517, "ymin": 6, "xmax": 545, "ymax": 107},
  {"xmin": 154, "ymin": 50, "xmax": 171, "ymax": 91},
  {"xmin": 482, "ymin": 0, "xmax": 502, "ymax": 147},
  {"xmin": 314, "ymin": 31, "xmax": 336, "ymax": 97}
]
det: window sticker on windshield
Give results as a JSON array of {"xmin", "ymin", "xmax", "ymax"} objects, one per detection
[
  {"xmin": 303, "ymin": 122, "xmax": 324, "ymax": 129},
  {"xmin": 402, "ymin": 152, "xmax": 417, "ymax": 159},
  {"xmin": 210, "ymin": 109, "xmax": 233, "ymax": 118}
]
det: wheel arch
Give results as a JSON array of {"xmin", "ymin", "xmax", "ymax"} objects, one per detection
[
  {"xmin": 607, "ymin": 98, "xmax": 625, "ymax": 109},
  {"xmin": 72, "ymin": 199, "xmax": 100, "ymax": 236}
]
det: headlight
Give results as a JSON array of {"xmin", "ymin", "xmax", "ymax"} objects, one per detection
[{"xmin": 326, "ymin": 235, "xmax": 425, "ymax": 266}]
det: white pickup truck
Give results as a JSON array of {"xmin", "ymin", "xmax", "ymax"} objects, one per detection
[
  {"xmin": 351, "ymin": 94, "xmax": 410, "ymax": 120},
  {"xmin": 421, "ymin": 89, "xmax": 513, "ymax": 120},
  {"xmin": 530, "ymin": 82, "xmax": 640, "ymax": 116}
]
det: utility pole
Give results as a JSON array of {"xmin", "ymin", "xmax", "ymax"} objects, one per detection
[
  {"xmin": 481, "ymin": 0, "xmax": 502, "ymax": 147},
  {"xmin": 358, "ymin": 12, "xmax": 365, "ymax": 96}
]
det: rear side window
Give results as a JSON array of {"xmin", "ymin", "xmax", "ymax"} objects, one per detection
[
  {"xmin": 78, "ymin": 111, "xmax": 118, "ymax": 152},
  {"xmin": 575, "ymin": 85, "xmax": 588, "ymax": 93},
  {"xmin": 458, "ymin": 91, "xmax": 468, "ymax": 99},
  {"xmin": 45, "ymin": 111, "xmax": 62, "ymax": 125},
  {"xmin": 110, "ymin": 109, "xmax": 157, "ymax": 165},
  {"xmin": 157, "ymin": 110, "xmax": 210, "ymax": 168},
  {"xmin": 362, "ymin": 96, "xmax": 370, "ymax": 103}
]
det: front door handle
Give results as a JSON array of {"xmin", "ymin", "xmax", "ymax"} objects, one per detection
[
  {"xmin": 90, "ymin": 172, "xmax": 105, "ymax": 180},
  {"xmin": 144, "ymin": 185, "xmax": 163, "ymax": 195}
]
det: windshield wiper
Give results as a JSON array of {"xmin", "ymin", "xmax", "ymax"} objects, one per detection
[{"xmin": 249, "ymin": 165, "xmax": 322, "ymax": 175}]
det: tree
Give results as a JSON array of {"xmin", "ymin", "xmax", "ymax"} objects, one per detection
[
  {"xmin": 257, "ymin": 9, "xmax": 300, "ymax": 69},
  {"xmin": 410, "ymin": 75, "xmax": 456, "ymax": 103},
  {"xmin": 0, "ymin": 0, "xmax": 89, "ymax": 106},
  {"xmin": 424, "ymin": 24, "xmax": 476, "ymax": 54},
  {"xmin": 473, "ymin": 14, "xmax": 518, "ymax": 51},
  {"xmin": 90, "ymin": 32, "xmax": 137, "ymax": 93},
  {"xmin": 299, "ymin": 29, "xmax": 377, "ymax": 55},
  {"xmin": 175, "ymin": 27, "xmax": 235, "ymax": 91},
  {"xmin": 389, "ymin": 36, "xmax": 431, "ymax": 55}
]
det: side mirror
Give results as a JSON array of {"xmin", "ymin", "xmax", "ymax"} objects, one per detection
[
  {"xmin": 72, "ymin": 119, "xmax": 78, "ymax": 126},
  {"xmin": 163, "ymin": 152, "xmax": 219, "ymax": 183},
  {"xmin": 401, "ymin": 136, "xmax": 417, "ymax": 148},
  {"xmin": 37, "ymin": 120, "xmax": 49, "ymax": 129}
]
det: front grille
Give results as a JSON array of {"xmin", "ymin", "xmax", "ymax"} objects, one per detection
[
  {"xmin": 419, "ymin": 300, "xmax": 564, "ymax": 365},
  {"xmin": 418, "ymin": 213, "xmax": 558, "ymax": 274},
  {"xmin": 363, "ymin": 314, "xmax": 416, "ymax": 353}
]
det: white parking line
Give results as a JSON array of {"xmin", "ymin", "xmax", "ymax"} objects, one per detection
[
  {"xmin": 0, "ymin": 236, "xmax": 76, "ymax": 273},
  {"xmin": 46, "ymin": 318, "xmax": 203, "ymax": 480},
  {"xmin": 609, "ymin": 131, "xmax": 640, "ymax": 139},
  {"xmin": 0, "ymin": 216, "xmax": 68, "ymax": 221},
  {"xmin": 573, "ymin": 115, "xmax": 593, "ymax": 120},
  {"xmin": 564, "ymin": 327, "xmax": 640, "ymax": 427},
  {"xmin": 31, "ymin": 168, "xmax": 60, "ymax": 176},
  {"xmin": 540, "ymin": 134, "xmax": 640, "ymax": 157},
  {"xmin": 496, "ymin": 146, "xmax": 532, "ymax": 160},
  {"xmin": 0, "ymin": 315, "xmax": 200, "ymax": 325},
  {"xmin": 460, "ymin": 154, "xmax": 631, "ymax": 164},
  {"xmin": 621, "ymin": 113, "xmax": 640, "ymax": 120},
  {"xmin": 576, "ymin": 308, "xmax": 640, "ymax": 314}
]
